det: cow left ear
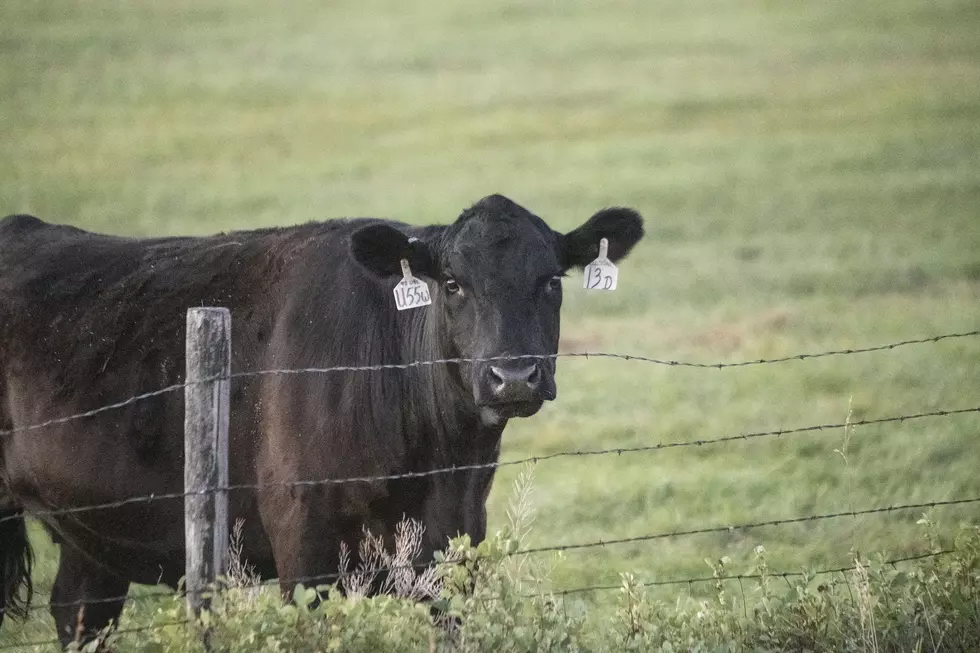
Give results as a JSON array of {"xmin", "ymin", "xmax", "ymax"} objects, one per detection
[
  {"xmin": 350, "ymin": 224, "xmax": 438, "ymax": 279},
  {"xmin": 560, "ymin": 207, "xmax": 645, "ymax": 269}
]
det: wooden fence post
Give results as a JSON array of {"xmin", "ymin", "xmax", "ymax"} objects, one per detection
[{"xmin": 184, "ymin": 307, "xmax": 231, "ymax": 618}]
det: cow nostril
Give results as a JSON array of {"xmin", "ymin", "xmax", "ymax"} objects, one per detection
[
  {"xmin": 526, "ymin": 364, "xmax": 541, "ymax": 388},
  {"xmin": 489, "ymin": 365, "xmax": 505, "ymax": 388}
]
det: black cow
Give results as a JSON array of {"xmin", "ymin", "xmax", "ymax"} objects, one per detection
[{"xmin": 0, "ymin": 194, "xmax": 643, "ymax": 645}]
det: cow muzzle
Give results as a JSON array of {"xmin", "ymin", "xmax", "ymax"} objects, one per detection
[
  {"xmin": 475, "ymin": 361, "xmax": 556, "ymax": 425},
  {"xmin": 489, "ymin": 363, "xmax": 541, "ymax": 401}
]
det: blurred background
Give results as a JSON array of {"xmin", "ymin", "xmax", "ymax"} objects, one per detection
[{"xmin": 2, "ymin": 0, "xmax": 979, "ymax": 629}]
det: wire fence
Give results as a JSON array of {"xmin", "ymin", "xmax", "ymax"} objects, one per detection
[
  {"xmin": 0, "ymin": 546, "xmax": 958, "ymax": 651},
  {"xmin": 2, "ymin": 404, "xmax": 978, "ymax": 528},
  {"xmin": 3, "ymin": 492, "xmax": 977, "ymax": 620},
  {"xmin": 0, "ymin": 328, "xmax": 978, "ymax": 648},
  {"xmin": 0, "ymin": 620, "xmax": 191, "ymax": 652},
  {"xmin": 517, "ymin": 496, "xmax": 980, "ymax": 557},
  {"xmin": 0, "ymin": 545, "xmax": 966, "ymax": 652},
  {"xmin": 1, "ymin": 329, "xmax": 977, "ymax": 439},
  {"xmin": 548, "ymin": 548, "xmax": 956, "ymax": 597}
]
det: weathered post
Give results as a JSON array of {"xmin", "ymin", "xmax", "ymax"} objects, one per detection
[{"xmin": 184, "ymin": 308, "xmax": 231, "ymax": 618}]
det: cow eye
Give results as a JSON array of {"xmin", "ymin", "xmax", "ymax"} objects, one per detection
[
  {"xmin": 548, "ymin": 276, "xmax": 562, "ymax": 291},
  {"xmin": 445, "ymin": 278, "xmax": 460, "ymax": 294}
]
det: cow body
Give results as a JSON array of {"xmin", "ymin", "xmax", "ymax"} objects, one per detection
[{"xmin": 0, "ymin": 195, "xmax": 643, "ymax": 644}]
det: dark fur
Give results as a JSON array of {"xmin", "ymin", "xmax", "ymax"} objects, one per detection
[
  {"xmin": 0, "ymin": 195, "xmax": 643, "ymax": 645},
  {"xmin": 0, "ymin": 509, "xmax": 33, "ymax": 626}
]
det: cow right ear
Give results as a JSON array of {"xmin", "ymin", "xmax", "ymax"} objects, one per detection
[
  {"xmin": 561, "ymin": 207, "xmax": 645, "ymax": 269},
  {"xmin": 350, "ymin": 224, "xmax": 437, "ymax": 279}
]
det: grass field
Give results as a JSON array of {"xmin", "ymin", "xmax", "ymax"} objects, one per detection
[{"xmin": 2, "ymin": 0, "xmax": 979, "ymax": 647}]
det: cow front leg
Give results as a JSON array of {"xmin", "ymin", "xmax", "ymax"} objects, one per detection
[
  {"xmin": 50, "ymin": 546, "xmax": 130, "ymax": 649},
  {"xmin": 260, "ymin": 488, "xmax": 346, "ymax": 602}
]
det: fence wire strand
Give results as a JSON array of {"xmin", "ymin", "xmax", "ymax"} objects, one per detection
[
  {"xmin": 1, "ymin": 329, "xmax": 976, "ymax": 439},
  {"xmin": 0, "ymin": 547, "xmax": 955, "ymax": 649},
  {"xmin": 0, "ymin": 383, "xmax": 190, "ymax": 437},
  {"xmin": 3, "ymin": 404, "xmax": 977, "ymax": 527},
  {"xmin": 0, "ymin": 550, "xmax": 952, "ymax": 648},
  {"xmin": 548, "ymin": 549, "xmax": 955, "ymax": 597},
  {"xmin": 0, "ymin": 619, "xmax": 190, "ymax": 651},
  {"xmin": 516, "ymin": 496, "xmax": 980, "ymax": 557},
  {"xmin": 227, "ymin": 328, "xmax": 980, "ymax": 379},
  {"xmin": 6, "ymin": 494, "xmax": 973, "ymax": 620}
]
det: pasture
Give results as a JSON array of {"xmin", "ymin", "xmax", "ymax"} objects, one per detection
[{"xmin": 1, "ymin": 0, "xmax": 979, "ymax": 648}]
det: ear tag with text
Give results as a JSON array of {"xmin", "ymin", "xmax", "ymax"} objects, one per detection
[
  {"xmin": 583, "ymin": 238, "xmax": 618, "ymax": 291},
  {"xmin": 393, "ymin": 258, "xmax": 432, "ymax": 311}
]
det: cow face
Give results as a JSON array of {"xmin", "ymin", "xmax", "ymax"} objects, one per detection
[{"xmin": 351, "ymin": 194, "xmax": 643, "ymax": 425}]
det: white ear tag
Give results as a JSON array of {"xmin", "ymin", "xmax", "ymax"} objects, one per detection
[
  {"xmin": 583, "ymin": 238, "xmax": 618, "ymax": 291},
  {"xmin": 393, "ymin": 258, "xmax": 432, "ymax": 311}
]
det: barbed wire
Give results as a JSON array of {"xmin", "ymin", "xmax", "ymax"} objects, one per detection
[
  {"xmin": 0, "ymin": 329, "xmax": 977, "ymax": 642},
  {"xmin": 0, "ymin": 549, "xmax": 957, "ymax": 649},
  {"xmin": 239, "ymin": 542, "xmax": 964, "ymax": 598},
  {"xmin": 241, "ymin": 498, "xmax": 970, "ymax": 600},
  {"xmin": 1, "ymin": 329, "xmax": 976, "ymax": 439},
  {"xmin": 6, "ymin": 494, "xmax": 972, "ymax": 619},
  {"xmin": 231, "ymin": 329, "xmax": 980, "ymax": 377},
  {"xmin": 548, "ymin": 549, "xmax": 955, "ymax": 597},
  {"xmin": 0, "ymin": 619, "xmax": 191, "ymax": 651},
  {"xmin": 3, "ymin": 404, "xmax": 977, "ymax": 527},
  {"xmin": 516, "ymin": 496, "xmax": 980, "ymax": 557},
  {"xmin": 0, "ymin": 382, "xmax": 190, "ymax": 437}
]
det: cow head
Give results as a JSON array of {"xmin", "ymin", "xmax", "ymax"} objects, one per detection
[{"xmin": 351, "ymin": 194, "xmax": 644, "ymax": 425}]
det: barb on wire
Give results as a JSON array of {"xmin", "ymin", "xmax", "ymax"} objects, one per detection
[
  {"xmin": 517, "ymin": 497, "xmax": 980, "ymax": 557},
  {"xmin": 4, "ymin": 404, "xmax": 978, "ymax": 527},
  {"xmin": 1, "ymin": 329, "xmax": 976, "ymax": 439},
  {"xmin": 548, "ymin": 549, "xmax": 955, "ymax": 597}
]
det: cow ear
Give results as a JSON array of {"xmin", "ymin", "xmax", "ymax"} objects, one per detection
[
  {"xmin": 561, "ymin": 207, "xmax": 645, "ymax": 269},
  {"xmin": 350, "ymin": 224, "xmax": 437, "ymax": 279}
]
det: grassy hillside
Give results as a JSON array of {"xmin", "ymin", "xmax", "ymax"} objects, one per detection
[{"xmin": 2, "ymin": 0, "xmax": 979, "ymax": 647}]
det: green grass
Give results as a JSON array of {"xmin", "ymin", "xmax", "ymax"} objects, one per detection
[{"xmin": 2, "ymin": 0, "xmax": 980, "ymax": 647}]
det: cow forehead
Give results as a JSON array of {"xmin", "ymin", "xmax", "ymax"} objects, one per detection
[{"xmin": 444, "ymin": 214, "xmax": 560, "ymax": 278}]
